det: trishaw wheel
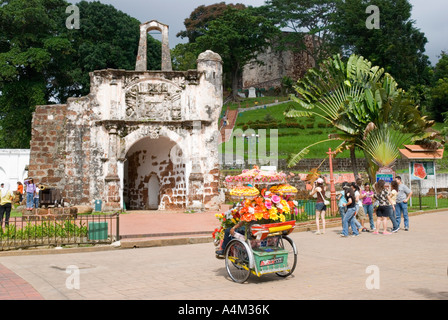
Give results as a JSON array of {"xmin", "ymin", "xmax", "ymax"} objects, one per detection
[
  {"xmin": 225, "ymin": 240, "xmax": 251, "ymax": 283},
  {"xmin": 276, "ymin": 235, "xmax": 297, "ymax": 277}
]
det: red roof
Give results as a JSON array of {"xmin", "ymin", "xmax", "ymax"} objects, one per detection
[{"xmin": 399, "ymin": 145, "xmax": 444, "ymax": 160}]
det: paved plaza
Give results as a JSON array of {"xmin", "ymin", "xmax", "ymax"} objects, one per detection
[{"xmin": 0, "ymin": 211, "xmax": 447, "ymax": 301}]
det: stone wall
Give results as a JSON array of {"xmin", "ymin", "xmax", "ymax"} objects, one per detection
[
  {"xmin": 29, "ymin": 51, "xmax": 223, "ymax": 211},
  {"xmin": 242, "ymin": 34, "xmax": 316, "ymax": 90},
  {"xmin": 29, "ymin": 104, "xmax": 67, "ymax": 194}
]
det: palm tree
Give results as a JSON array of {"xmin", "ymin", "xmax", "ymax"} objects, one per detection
[
  {"xmin": 358, "ymin": 124, "xmax": 411, "ymax": 181},
  {"xmin": 285, "ymin": 54, "xmax": 434, "ymax": 182}
]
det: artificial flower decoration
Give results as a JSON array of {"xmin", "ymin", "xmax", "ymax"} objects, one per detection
[
  {"xmin": 271, "ymin": 194, "xmax": 281, "ymax": 204},
  {"xmin": 264, "ymin": 199, "xmax": 272, "ymax": 209},
  {"xmin": 214, "ymin": 167, "xmax": 298, "ymax": 241}
]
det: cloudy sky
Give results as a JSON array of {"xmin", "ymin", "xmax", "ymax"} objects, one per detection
[{"xmin": 85, "ymin": 0, "xmax": 447, "ymax": 65}]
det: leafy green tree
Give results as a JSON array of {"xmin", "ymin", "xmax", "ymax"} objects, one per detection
[
  {"xmin": 65, "ymin": 0, "xmax": 161, "ymax": 98},
  {"xmin": 331, "ymin": 0, "xmax": 431, "ymax": 90},
  {"xmin": 260, "ymin": 0, "xmax": 337, "ymax": 66},
  {"xmin": 433, "ymin": 51, "xmax": 448, "ymax": 81},
  {"xmin": 0, "ymin": 0, "xmax": 160, "ymax": 148},
  {"xmin": 429, "ymin": 52, "xmax": 448, "ymax": 121},
  {"xmin": 194, "ymin": 7, "xmax": 280, "ymax": 101},
  {"xmin": 430, "ymin": 78, "xmax": 448, "ymax": 122},
  {"xmin": 0, "ymin": 0, "xmax": 70, "ymax": 148},
  {"xmin": 176, "ymin": 2, "xmax": 246, "ymax": 43},
  {"xmin": 171, "ymin": 42, "xmax": 198, "ymax": 71},
  {"xmin": 440, "ymin": 112, "xmax": 448, "ymax": 140}
]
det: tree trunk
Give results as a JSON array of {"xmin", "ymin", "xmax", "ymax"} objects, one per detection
[
  {"xmin": 230, "ymin": 63, "xmax": 240, "ymax": 102},
  {"xmin": 363, "ymin": 152, "xmax": 377, "ymax": 184},
  {"xmin": 350, "ymin": 147, "xmax": 359, "ymax": 180}
]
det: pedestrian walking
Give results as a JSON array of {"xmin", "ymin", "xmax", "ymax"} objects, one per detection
[
  {"xmin": 0, "ymin": 183, "xmax": 13, "ymax": 227},
  {"xmin": 362, "ymin": 183, "xmax": 375, "ymax": 231},
  {"xmin": 389, "ymin": 180, "xmax": 400, "ymax": 232},
  {"xmin": 373, "ymin": 180, "xmax": 393, "ymax": 235},
  {"xmin": 24, "ymin": 178, "xmax": 37, "ymax": 211},
  {"xmin": 34, "ymin": 185, "xmax": 40, "ymax": 209},
  {"xmin": 350, "ymin": 182, "xmax": 363, "ymax": 232},
  {"xmin": 310, "ymin": 178, "xmax": 327, "ymax": 235},
  {"xmin": 16, "ymin": 181, "xmax": 24, "ymax": 203},
  {"xmin": 337, "ymin": 182, "xmax": 348, "ymax": 221},
  {"xmin": 395, "ymin": 176, "xmax": 412, "ymax": 231},
  {"xmin": 340, "ymin": 184, "xmax": 359, "ymax": 237}
]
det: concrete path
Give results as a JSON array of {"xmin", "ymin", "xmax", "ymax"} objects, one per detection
[{"xmin": 0, "ymin": 210, "xmax": 447, "ymax": 301}]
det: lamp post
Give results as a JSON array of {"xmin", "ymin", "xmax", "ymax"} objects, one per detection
[{"xmin": 326, "ymin": 148, "xmax": 337, "ymax": 216}]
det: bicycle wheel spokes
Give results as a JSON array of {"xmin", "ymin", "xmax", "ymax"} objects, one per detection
[
  {"xmin": 225, "ymin": 240, "xmax": 251, "ymax": 283},
  {"xmin": 276, "ymin": 235, "xmax": 297, "ymax": 277}
]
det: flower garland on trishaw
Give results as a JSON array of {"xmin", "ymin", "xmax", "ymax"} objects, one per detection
[
  {"xmin": 214, "ymin": 166, "xmax": 299, "ymax": 283},
  {"xmin": 213, "ymin": 166, "xmax": 299, "ymax": 252}
]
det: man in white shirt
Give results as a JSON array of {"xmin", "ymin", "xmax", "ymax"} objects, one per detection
[{"xmin": 395, "ymin": 176, "xmax": 412, "ymax": 231}]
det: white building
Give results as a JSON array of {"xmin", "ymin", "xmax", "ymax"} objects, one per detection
[{"xmin": 0, "ymin": 149, "xmax": 30, "ymax": 191}]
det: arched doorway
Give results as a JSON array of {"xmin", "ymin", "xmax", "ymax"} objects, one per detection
[
  {"xmin": 123, "ymin": 135, "xmax": 186, "ymax": 210},
  {"xmin": 147, "ymin": 174, "xmax": 159, "ymax": 210}
]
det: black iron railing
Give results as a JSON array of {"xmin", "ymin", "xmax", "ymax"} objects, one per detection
[{"xmin": 0, "ymin": 213, "xmax": 119, "ymax": 251}]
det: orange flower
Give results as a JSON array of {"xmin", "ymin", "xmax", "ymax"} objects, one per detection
[
  {"xmin": 244, "ymin": 199, "xmax": 252, "ymax": 207},
  {"xmin": 241, "ymin": 212, "xmax": 255, "ymax": 222},
  {"xmin": 263, "ymin": 210, "xmax": 270, "ymax": 220},
  {"xmin": 255, "ymin": 196, "xmax": 264, "ymax": 206}
]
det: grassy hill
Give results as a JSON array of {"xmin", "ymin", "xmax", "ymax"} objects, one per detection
[
  {"xmin": 220, "ymin": 97, "xmax": 447, "ymax": 172},
  {"xmin": 220, "ymin": 97, "xmax": 363, "ymax": 161}
]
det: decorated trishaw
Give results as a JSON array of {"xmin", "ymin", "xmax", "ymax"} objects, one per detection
[{"xmin": 213, "ymin": 166, "xmax": 299, "ymax": 283}]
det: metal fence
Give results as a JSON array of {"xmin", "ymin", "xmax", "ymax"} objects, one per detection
[
  {"xmin": 408, "ymin": 180, "xmax": 448, "ymax": 212},
  {"xmin": 292, "ymin": 196, "xmax": 448, "ymax": 222},
  {"xmin": 0, "ymin": 213, "xmax": 119, "ymax": 251}
]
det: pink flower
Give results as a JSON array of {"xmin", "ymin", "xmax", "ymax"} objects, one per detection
[
  {"xmin": 271, "ymin": 195, "xmax": 281, "ymax": 204},
  {"xmin": 264, "ymin": 199, "xmax": 272, "ymax": 209}
]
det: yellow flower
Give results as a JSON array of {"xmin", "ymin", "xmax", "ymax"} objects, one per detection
[
  {"xmin": 279, "ymin": 214, "xmax": 286, "ymax": 222},
  {"xmin": 254, "ymin": 211, "xmax": 263, "ymax": 220}
]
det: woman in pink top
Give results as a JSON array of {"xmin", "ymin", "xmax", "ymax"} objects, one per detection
[
  {"xmin": 25, "ymin": 178, "xmax": 37, "ymax": 211},
  {"xmin": 362, "ymin": 183, "xmax": 375, "ymax": 231}
]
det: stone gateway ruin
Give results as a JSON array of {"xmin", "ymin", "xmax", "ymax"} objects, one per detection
[{"xmin": 28, "ymin": 21, "xmax": 223, "ymax": 211}]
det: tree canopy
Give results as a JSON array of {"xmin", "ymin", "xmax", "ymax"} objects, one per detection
[
  {"xmin": 176, "ymin": 2, "xmax": 246, "ymax": 43},
  {"xmin": 259, "ymin": 0, "xmax": 337, "ymax": 66},
  {"xmin": 428, "ymin": 52, "xmax": 448, "ymax": 121},
  {"xmin": 0, "ymin": 0, "xmax": 161, "ymax": 148},
  {"xmin": 331, "ymin": 0, "xmax": 431, "ymax": 90},
  {"xmin": 192, "ymin": 6, "xmax": 280, "ymax": 100}
]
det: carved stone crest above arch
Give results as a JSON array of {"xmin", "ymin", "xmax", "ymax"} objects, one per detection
[{"xmin": 124, "ymin": 78, "xmax": 183, "ymax": 121}]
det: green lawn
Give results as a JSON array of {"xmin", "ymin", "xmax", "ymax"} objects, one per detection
[
  {"xmin": 225, "ymin": 96, "xmax": 290, "ymax": 110},
  {"xmin": 221, "ymin": 100, "xmax": 364, "ymax": 160},
  {"xmin": 221, "ymin": 97, "xmax": 447, "ymax": 165}
]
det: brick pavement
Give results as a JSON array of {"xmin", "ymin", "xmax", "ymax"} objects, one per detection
[
  {"xmin": 0, "ymin": 209, "xmax": 447, "ymax": 300},
  {"xmin": 0, "ymin": 263, "xmax": 43, "ymax": 300}
]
